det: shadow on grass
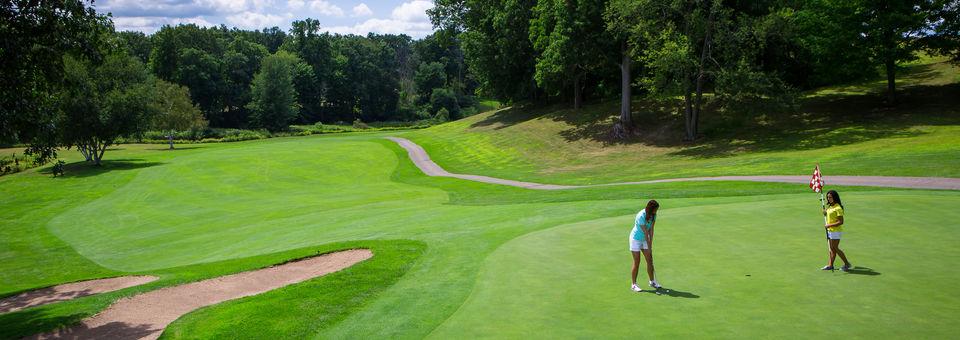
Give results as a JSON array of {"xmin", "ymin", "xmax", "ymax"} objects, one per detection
[
  {"xmin": 40, "ymin": 159, "xmax": 164, "ymax": 178},
  {"xmin": 469, "ymin": 103, "xmax": 558, "ymax": 130},
  {"xmin": 150, "ymin": 146, "xmax": 202, "ymax": 151},
  {"xmin": 0, "ymin": 306, "xmax": 157, "ymax": 339},
  {"xmin": 844, "ymin": 266, "xmax": 881, "ymax": 276},
  {"xmin": 642, "ymin": 287, "xmax": 700, "ymax": 298},
  {"xmin": 0, "ymin": 307, "xmax": 84, "ymax": 339}
]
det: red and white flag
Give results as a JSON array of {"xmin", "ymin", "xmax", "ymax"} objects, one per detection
[{"xmin": 810, "ymin": 165, "xmax": 824, "ymax": 193}]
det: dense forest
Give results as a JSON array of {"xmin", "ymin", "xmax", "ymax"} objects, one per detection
[
  {"xmin": 432, "ymin": 0, "xmax": 959, "ymax": 140},
  {"xmin": 1, "ymin": 0, "xmax": 476, "ymax": 164},
  {"xmin": 1, "ymin": 0, "xmax": 958, "ymax": 165}
]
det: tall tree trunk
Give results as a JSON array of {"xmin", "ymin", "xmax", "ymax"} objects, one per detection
[
  {"xmin": 885, "ymin": 57, "xmax": 896, "ymax": 106},
  {"xmin": 694, "ymin": 4, "xmax": 714, "ymax": 141},
  {"xmin": 684, "ymin": 77, "xmax": 695, "ymax": 141},
  {"xmin": 93, "ymin": 141, "xmax": 108, "ymax": 166},
  {"xmin": 573, "ymin": 72, "xmax": 583, "ymax": 110},
  {"xmin": 78, "ymin": 141, "xmax": 94, "ymax": 162},
  {"xmin": 620, "ymin": 42, "xmax": 633, "ymax": 130}
]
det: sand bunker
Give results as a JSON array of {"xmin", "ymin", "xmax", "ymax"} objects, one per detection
[
  {"xmin": 0, "ymin": 276, "xmax": 158, "ymax": 314},
  {"xmin": 28, "ymin": 249, "xmax": 372, "ymax": 340}
]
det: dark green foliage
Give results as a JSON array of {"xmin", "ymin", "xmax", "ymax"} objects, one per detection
[
  {"xmin": 59, "ymin": 53, "xmax": 159, "ymax": 165},
  {"xmin": 433, "ymin": 0, "xmax": 541, "ymax": 102},
  {"xmin": 923, "ymin": 1, "xmax": 960, "ymax": 63},
  {"xmin": 282, "ymin": 19, "xmax": 335, "ymax": 122},
  {"xmin": 415, "ymin": 62, "xmax": 447, "ymax": 103},
  {"xmin": 431, "ymin": 87, "xmax": 461, "ymax": 120},
  {"xmin": 176, "ymin": 48, "xmax": 224, "ymax": 125},
  {"xmin": 530, "ymin": 0, "xmax": 618, "ymax": 109},
  {"xmin": 222, "ymin": 38, "xmax": 269, "ymax": 127},
  {"xmin": 117, "ymin": 31, "xmax": 152, "ymax": 64},
  {"xmin": 248, "ymin": 51, "xmax": 301, "ymax": 132},
  {"xmin": 0, "ymin": 0, "xmax": 111, "ymax": 164}
]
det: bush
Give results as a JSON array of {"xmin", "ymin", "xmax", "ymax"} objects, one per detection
[
  {"xmin": 430, "ymin": 88, "xmax": 460, "ymax": 120},
  {"xmin": 0, "ymin": 152, "xmax": 35, "ymax": 176},
  {"xmin": 352, "ymin": 119, "xmax": 370, "ymax": 129}
]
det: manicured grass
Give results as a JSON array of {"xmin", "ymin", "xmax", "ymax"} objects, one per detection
[
  {"xmin": 0, "ymin": 134, "xmax": 957, "ymax": 338},
  {"xmin": 431, "ymin": 191, "xmax": 960, "ymax": 338},
  {"xmin": 404, "ymin": 58, "xmax": 960, "ymax": 184}
]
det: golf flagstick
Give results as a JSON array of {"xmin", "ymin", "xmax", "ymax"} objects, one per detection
[{"xmin": 811, "ymin": 164, "xmax": 831, "ymax": 270}]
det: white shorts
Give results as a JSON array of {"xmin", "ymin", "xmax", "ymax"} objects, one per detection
[
  {"xmin": 629, "ymin": 238, "xmax": 649, "ymax": 251},
  {"xmin": 827, "ymin": 231, "xmax": 843, "ymax": 240}
]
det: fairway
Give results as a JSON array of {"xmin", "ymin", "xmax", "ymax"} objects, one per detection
[{"xmin": 2, "ymin": 131, "xmax": 959, "ymax": 339}]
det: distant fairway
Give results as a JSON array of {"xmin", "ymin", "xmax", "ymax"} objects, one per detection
[{"xmin": 2, "ymin": 131, "xmax": 958, "ymax": 338}]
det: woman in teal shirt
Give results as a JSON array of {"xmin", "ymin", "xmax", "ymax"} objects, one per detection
[{"xmin": 630, "ymin": 200, "xmax": 660, "ymax": 292}]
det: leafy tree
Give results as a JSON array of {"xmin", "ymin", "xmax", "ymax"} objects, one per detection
[
  {"xmin": 150, "ymin": 79, "xmax": 207, "ymax": 149},
  {"xmin": 923, "ymin": 0, "xmax": 960, "ymax": 63},
  {"xmin": 176, "ymin": 48, "xmax": 224, "ymax": 124},
  {"xmin": 59, "ymin": 53, "xmax": 159, "ymax": 165},
  {"xmin": 118, "ymin": 31, "xmax": 152, "ymax": 64},
  {"xmin": 149, "ymin": 24, "xmax": 224, "ymax": 82},
  {"xmin": 431, "ymin": 87, "xmax": 460, "ymax": 120},
  {"xmin": 530, "ymin": 0, "xmax": 617, "ymax": 109},
  {"xmin": 328, "ymin": 35, "xmax": 401, "ymax": 123},
  {"xmin": 282, "ymin": 19, "xmax": 335, "ymax": 121},
  {"xmin": 0, "ymin": 0, "xmax": 110, "ymax": 164},
  {"xmin": 858, "ymin": 0, "xmax": 934, "ymax": 105},
  {"xmin": 414, "ymin": 31, "xmax": 473, "ymax": 95},
  {"xmin": 415, "ymin": 62, "xmax": 447, "ymax": 103},
  {"xmin": 432, "ymin": 0, "xmax": 541, "ymax": 102},
  {"xmin": 222, "ymin": 38, "xmax": 269, "ymax": 127},
  {"xmin": 247, "ymin": 51, "xmax": 301, "ymax": 132}
]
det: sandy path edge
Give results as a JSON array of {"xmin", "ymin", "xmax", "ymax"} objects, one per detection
[
  {"xmin": 28, "ymin": 249, "xmax": 373, "ymax": 340},
  {"xmin": 387, "ymin": 137, "xmax": 960, "ymax": 190},
  {"xmin": 0, "ymin": 276, "xmax": 158, "ymax": 314}
]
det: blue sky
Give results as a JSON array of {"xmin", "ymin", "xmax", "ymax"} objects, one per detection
[{"xmin": 96, "ymin": 0, "xmax": 437, "ymax": 38}]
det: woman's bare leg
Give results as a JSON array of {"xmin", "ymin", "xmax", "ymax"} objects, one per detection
[
  {"xmin": 641, "ymin": 249, "xmax": 655, "ymax": 282},
  {"xmin": 828, "ymin": 239, "xmax": 839, "ymax": 267},
  {"xmin": 631, "ymin": 251, "xmax": 642, "ymax": 285},
  {"xmin": 834, "ymin": 240, "xmax": 850, "ymax": 266}
]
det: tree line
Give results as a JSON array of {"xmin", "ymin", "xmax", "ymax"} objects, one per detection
[
  {"xmin": 1, "ymin": 0, "xmax": 476, "ymax": 165},
  {"xmin": 430, "ymin": 0, "xmax": 960, "ymax": 140}
]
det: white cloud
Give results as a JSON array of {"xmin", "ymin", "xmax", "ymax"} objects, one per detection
[
  {"xmin": 97, "ymin": 0, "xmax": 253, "ymax": 17},
  {"xmin": 226, "ymin": 11, "xmax": 290, "ymax": 29},
  {"xmin": 112, "ymin": 15, "xmax": 216, "ymax": 34},
  {"xmin": 321, "ymin": 1, "xmax": 436, "ymax": 38},
  {"xmin": 287, "ymin": 0, "xmax": 305, "ymax": 10},
  {"xmin": 391, "ymin": 0, "xmax": 432, "ymax": 22},
  {"xmin": 308, "ymin": 0, "xmax": 344, "ymax": 17},
  {"xmin": 325, "ymin": 18, "xmax": 434, "ymax": 38},
  {"xmin": 351, "ymin": 3, "xmax": 373, "ymax": 17},
  {"xmin": 202, "ymin": 0, "xmax": 250, "ymax": 13}
]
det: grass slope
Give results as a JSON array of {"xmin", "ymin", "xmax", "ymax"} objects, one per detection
[{"xmin": 404, "ymin": 58, "xmax": 960, "ymax": 184}]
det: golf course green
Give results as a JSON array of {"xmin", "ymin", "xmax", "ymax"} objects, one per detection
[{"xmin": 2, "ymin": 58, "xmax": 959, "ymax": 339}]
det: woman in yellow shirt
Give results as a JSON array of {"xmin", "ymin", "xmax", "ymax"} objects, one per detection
[{"xmin": 822, "ymin": 190, "xmax": 852, "ymax": 271}]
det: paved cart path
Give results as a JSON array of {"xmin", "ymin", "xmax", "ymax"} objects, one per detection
[{"xmin": 387, "ymin": 137, "xmax": 960, "ymax": 190}]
